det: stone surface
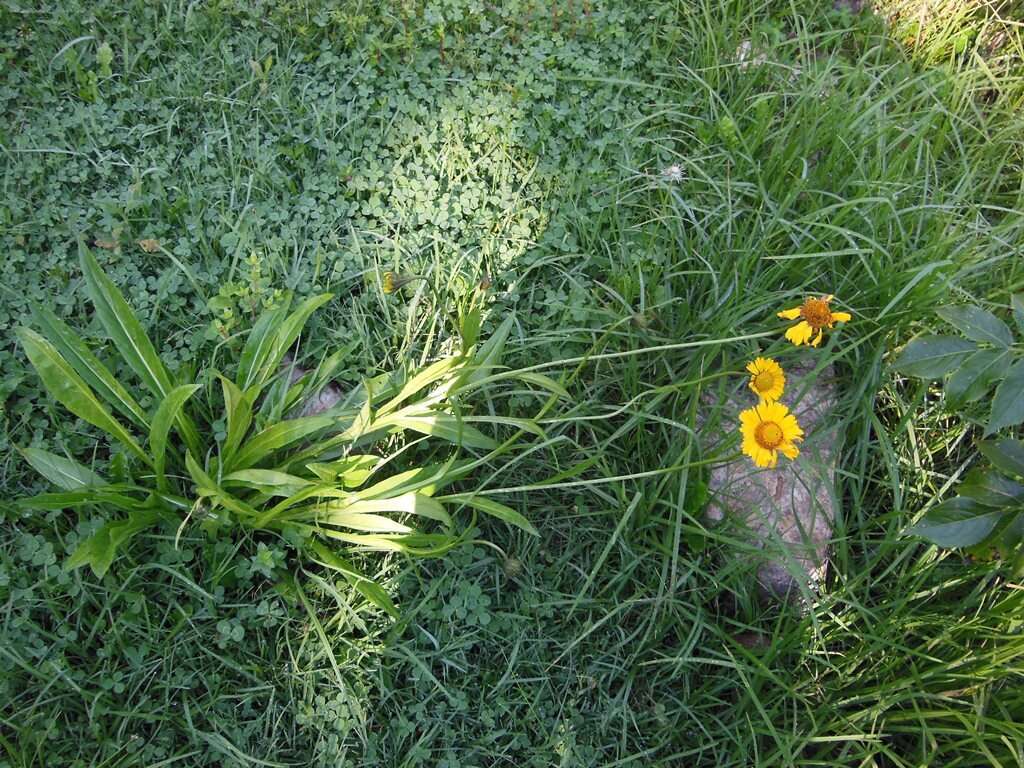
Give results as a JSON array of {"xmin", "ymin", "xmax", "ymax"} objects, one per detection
[
  {"xmin": 702, "ymin": 362, "xmax": 840, "ymax": 599},
  {"xmin": 282, "ymin": 354, "xmax": 345, "ymax": 417}
]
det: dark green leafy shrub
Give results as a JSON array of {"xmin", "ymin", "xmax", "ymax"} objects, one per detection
[
  {"xmin": 895, "ymin": 297, "xmax": 1024, "ymax": 556},
  {"xmin": 894, "ymin": 296, "xmax": 1024, "ymax": 435}
]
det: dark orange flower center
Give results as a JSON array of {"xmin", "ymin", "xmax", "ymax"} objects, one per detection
[
  {"xmin": 801, "ymin": 297, "xmax": 832, "ymax": 329},
  {"xmin": 755, "ymin": 421, "xmax": 784, "ymax": 449}
]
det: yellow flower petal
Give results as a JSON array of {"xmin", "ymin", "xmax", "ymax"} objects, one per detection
[
  {"xmin": 811, "ymin": 329, "xmax": 824, "ymax": 347},
  {"xmin": 785, "ymin": 321, "xmax": 813, "ymax": 346},
  {"xmin": 746, "ymin": 356, "xmax": 785, "ymax": 401},
  {"xmin": 780, "ymin": 442, "xmax": 800, "ymax": 460},
  {"xmin": 831, "ymin": 311, "xmax": 851, "ymax": 323},
  {"xmin": 777, "ymin": 306, "xmax": 802, "ymax": 320}
]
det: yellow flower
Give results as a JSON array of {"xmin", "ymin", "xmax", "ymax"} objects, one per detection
[
  {"xmin": 739, "ymin": 401, "xmax": 804, "ymax": 468},
  {"xmin": 382, "ymin": 271, "xmax": 397, "ymax": 294},
  {"xmin": 777, "ymin": 294, "xmax": 851, "ymax": 347},
  {"xmin": 746, "ymin": 356, "xmax": 785, "ymax": 402}
]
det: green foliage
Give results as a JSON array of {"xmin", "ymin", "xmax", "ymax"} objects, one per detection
[
  {"xmin": 909, "ymin": 438, "xmax": 1024, "ymax": 559},
  {"xmin": 897, "ymin": 299, "xmax": 1024, "ymax": 556},
  {"xmin": 894, "ymin": 297, "xmax": 1024, "ymax": 434},
  {"xmin": 17, "ymin": 245, "xmax": 540, "ymax": 590},
  {"xmin": 3, "ymin": 0, "xmax": 1024, "ymax": 766}
]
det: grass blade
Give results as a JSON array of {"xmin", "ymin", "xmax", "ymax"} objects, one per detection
[{"xmin": 307, "ymin": 540, "xmax": 400, "ymax": 619}]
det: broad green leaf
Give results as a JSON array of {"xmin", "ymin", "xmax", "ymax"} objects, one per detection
[
  {"xmin": 439, "ymin": 492, "xmax": 538, "ymax": 535},
  {"xmin": 17, "ymin": 486, "xmax": 147, "ymax": 511},
  {"xmin": 461, "ymin": 315, "xmax": 514, "ymax": 389},
  {"xmin": 218, "ymin": 374, "xmax": 254, "ymax": 465},
  {"xmin": 936, "ymin": 305, "xmax": 1012, "ymax": 347},
  {"xmin": 377, "ymin": 410, "xmax": 497, "ymax": 450},
  {"xmin": 909, "ymin": 497, "xmax": 1002, "ymax": 547},
  {"xmin": 271, "ymin": 293, "xmax": 333, "ymax": 360},
  {"xmin": 150, "ymin": 384, "xmax": 200, "ymax": 490},
  {"xmin": 241, "ymin": 293, "xmax": 333, "ymax": 395},
  {"xmin": 17, "ymin": 327, "xmax": 150, "ymax": 465},
  {"xmin": 463, "ymin": 415, "xmax": 546, "ymax": 439},
  {"xmin": 79, "ymin": 242, "xmax": 174, "ymax": 399},
  {"xmin": 306, "ymin": 454, "xmax": 380, "ymax": 487},
  {"xmin": 19, "ymin": 447, "xmax": 105, "ymax": 490},
  {"xmin": 230, "ymin": 414, "xmax": 335, "ymax": 470},
  {"xmin": 66, "ymin": 509, "xmax": 158, "ymax": 577},
  {"xmin": 356, "ymin": 459, "xmax": 475, "ymax": 500},
  {"xmin": 944, "ymin": 349, "xmax": 1010, "ymax": 406},
  {"xmin": 307, "ymin": 540, "xmax": 400, "ymax": 619},
  {"xmin": 1011, "ymin": 293, "xmax": 1024, "ymax": 335},
  {"xmin": 378, "ymin": 357, "xmax": 459, "ymax": 415},
  {"xmin": 30, "ymin": 303, "xmax": 149, "ymax": 428},
  {"xmin": 997, "ymin": 512, "xmax": 1024, "ymax": 556},
  {"xmin": 987, "ymin": 359, "xmax": 1024, "ymax": 436},
  {"xmin": 322, "ymin": 492, "xmax": 451, "ymax": 525},
  {"xmin": 892, "ymin": 335, "xmax": 977, "ymax": 379},
  {"xmin": 79, "ymin": 243, "xmax": 201, "ymax": 454},
  {"xmin": 317, "ymin": 510, "xmax": 413, "ymax": 533},
  {"xmin": 461, "ymin": 303, "xmax": 482, "ymax": 353},
  {"xmin": 185, "ymin": 452, "xmax": 261, "ymax": 520},
  {"xmin": 237, "ymin": 297, "xmax": 292, "ymax": 391},
  {"xmin": 222, "ymin": 469, "xmax": 312, "ymax": 496},
  {"xmin": 512, "ymin": 371, "xmax": 569, "ymax": 398},
  {"xmin": 978, "ymin": 439, "xmax": 1024, "ymax": 478},
  {"xmin": 957, "ymin": 469, "xmax": 1024, "ymax": 508}
]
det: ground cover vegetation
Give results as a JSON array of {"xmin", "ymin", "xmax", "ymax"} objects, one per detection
[{"xmin": 2, "ymin": 0, "xmax": 1023, "ymax": 765}]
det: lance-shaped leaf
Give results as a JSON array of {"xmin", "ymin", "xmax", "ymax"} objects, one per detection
[
  {"xmin": 79, "ymin": 243, "xmax": 201, "ymax": 454},
  {"xmin": 438, "ymin": 492, "xmax": 538, "ymax": 535},
  {"xmin": 150, "ymin": 384, "xmax": 200, "ymax": 490},
  {"xmin": 374, "ymin": 409, "xmax": 497, "ymax": 450},
  {"xmin": 30, "ymin": 303, "xmax": 149, "ymax": 428},
  {"xmin": 79, "ymin": 242, "xmax": 174, "ymax": 399},
  {"xmin": 17, "ymin": 485, "xmax": 148, "ymax": 512},
  {"xmin": 221, "ymin": 469, "xmax": 313, "ymax": 497},
  {"xmin": 237, "ymin": 293, "xmax": 333, "ymax": 393},
  {"xmin": 67, "ymin": 509, "xmax": 159, "ymax": 578},
  {"xmin": 377, "ymin": 357, "xmax": 459, "ymax": 415},
  {"xmin": 463, "ymin": 315, "xmax": 514, "ymax": 388},
  {"xmin": 17, "ymin": 327, "xmax": 150, "ymax": 465},
  {"xmin": 19, "ymin": 447, "xmax": 106, "ymax": 490},
  {"xmin": 218, "ymin": 374, "xmax": 254, "ymax": 465},
  {"xmin": 185, "ymin": 452, "xmax": 260, "ymax": 520},
  {"xmin": 306, "ymin": 454, "xmax": 380, "ymax": 487},
  {"xmin": 237, "ymin": 297, "xmax": 292, "ymax": 391},
  {"xmin": 319, "ymin": 492, "xmax": 451, "ymax": 526},
  {"xmin": 229, "ymin": 414, "xmax": 335, "ymax": 470}
]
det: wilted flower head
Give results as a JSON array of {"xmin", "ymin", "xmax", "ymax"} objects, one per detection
[
  {"xmin": 661, "ymin": 164, "xmax": 684, "ymax": 182},
  {"xmin": 777, "ymin": 294, "xmax": 851, "ymax": 347}
]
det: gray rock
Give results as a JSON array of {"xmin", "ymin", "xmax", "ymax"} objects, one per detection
[
  {"xmin": 281, "ymin": 353, "xmax": 345, "ymax": 417},
  {"xmin": 703, "ymin": 362, "xmax": 839, "ymax": 599}
]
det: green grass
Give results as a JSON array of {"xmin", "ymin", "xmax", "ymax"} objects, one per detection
[{"xmin": 2, "ymin": 0, "xmax": 1024, "ymax": 766}]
